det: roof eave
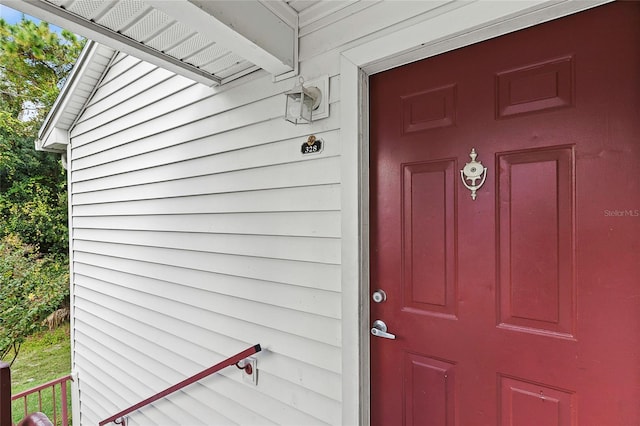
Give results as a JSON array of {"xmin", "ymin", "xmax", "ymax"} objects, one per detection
[{"xmin": 36, "ymin": 40, "xmax": 115, "ymax": 153}]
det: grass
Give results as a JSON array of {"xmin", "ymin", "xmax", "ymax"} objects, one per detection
[{"xmin": 3, "ymin": 323, "xmax": 72, "ymax": 425}]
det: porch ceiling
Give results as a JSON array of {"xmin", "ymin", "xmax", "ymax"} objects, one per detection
[{"xmin": 2, "ymin": 0, "xmax": 304, "ymax": 86}]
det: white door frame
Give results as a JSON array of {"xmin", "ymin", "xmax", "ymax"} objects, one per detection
[{"xmin": 338, "ymin": 1, "xmax": 611, "ymax": 424}]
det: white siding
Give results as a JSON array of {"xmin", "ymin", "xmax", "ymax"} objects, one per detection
[
  {"xmin": 68, "ymin": 1, "xmax": 534, "ymax": 424},
  {"xmin": 69, "ymin": 42, "xmax": 344, "ymax": 424}
]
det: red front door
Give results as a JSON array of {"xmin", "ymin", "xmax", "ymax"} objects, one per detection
[{"xmin": 370, "ymin": 3, "xmax": 640, "ymax": 425}]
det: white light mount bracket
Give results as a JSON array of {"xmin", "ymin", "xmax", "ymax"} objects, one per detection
[{"xmin": 306, "ymin": 75, "xmax": 330, "ymax": 121}]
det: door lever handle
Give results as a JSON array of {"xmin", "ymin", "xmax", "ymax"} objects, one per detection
[{"xmin": 371, "ymin": 320, "xmax": 396, "ymax": 340}]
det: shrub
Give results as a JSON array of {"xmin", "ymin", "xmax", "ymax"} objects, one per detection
[{"xmin": 0, "ymin": 234, "xmax": 69, "ymax": 365}]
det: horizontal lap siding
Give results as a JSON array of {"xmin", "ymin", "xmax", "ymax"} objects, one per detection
[
  {"xmin": 70, "ymin": 53, "xmax": 341, "ymax": 424},
  {"xmin": 72, "ymin": 184, "xmax": 341, "ymax": 214},
  {"xmin": 71, "ymin": 156, "xmax": 341, "ymax": 197},
  {"xmin": 72, "ymin": 211, "xmax": 341, "ymax": 238},
  {"xmin": 73, "ymin": 230, "xmax": 341, "ymax": 265},
  {"xmin": 75, "ymin": 267, "xmax": 341, "ymax": 347}
]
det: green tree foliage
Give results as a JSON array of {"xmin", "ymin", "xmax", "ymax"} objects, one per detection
[
  {"xmin": 0, "ymin": 17, "xmax": 84, "ymax": 254},
  {"xmin": 0, "ymin": 234, "xmax": 69, "ymax": 366},
  {"xmin": 0, "ymin": 16, "xmax": 84, "ymax": 364},
  {"xmin": 0, "ymin": 18, "xmax": 83, "ymax": 136},
  {"xmin": 0, "ymin": 131, "xmax": 68, "ymax": 254}
]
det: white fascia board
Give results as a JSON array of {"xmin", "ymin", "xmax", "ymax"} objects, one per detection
[
  {"xmin": 150, "ymin": 0, "xmax": 297, "ymax": 78},
  {"xmin": 2, "ymin": 0, "xmax": 220, "ymax": 86},
  {"xmin": 35, "ymin": 126, "xmax": 68, "ymax": 153},
  {"xmin": 38, "ymin": 41, "xmax": 97, "ymax": 139},
  {"xmin": 35, "ymin": 40, "xmax": 110, "ymax": 153}
]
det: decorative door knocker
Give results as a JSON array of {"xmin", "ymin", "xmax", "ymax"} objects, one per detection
[{"xmin": 460, "ymin": 148, "xmax": 487, "ymax": 200}]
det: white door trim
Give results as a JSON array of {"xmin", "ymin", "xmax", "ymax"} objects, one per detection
[{"xmin": 338, "ymin": 1, "xmax": 611, "ymax": 424}]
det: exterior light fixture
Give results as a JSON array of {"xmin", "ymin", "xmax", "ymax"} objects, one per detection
[{"xmin": 284, "ymin": 77, "xmax": 322, "ymax": 124}]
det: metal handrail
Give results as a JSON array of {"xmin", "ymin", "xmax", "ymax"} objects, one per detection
[
  {"xmin": 1, "ymin": 362, "xmax": 72, "ymax": 426},
  {"xmin": 12, "ymin": 374, "xmax": 72, "ymax": 426},
  {"xmin": 99, "ymin": 344, "xmax": 262, "ymax": 426}
]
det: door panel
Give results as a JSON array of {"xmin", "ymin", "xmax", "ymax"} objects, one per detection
[
  {"xmin": 499, "ymin": 376, "xmax": 574, "ymax": 426},
  {"xmin": 497, "ymin": 147, "xmax": 575, "ymax": 336},
  {"xmin": 405, "ymin": 354, "xmax": 455, "ymax": 426},
  {"xmin": 369, "ymin": 2, "xmax": 640, "ymax": 425},
  {"xmin": 402, "ymin": 159, "xmax": 457, "ymax": 318}
]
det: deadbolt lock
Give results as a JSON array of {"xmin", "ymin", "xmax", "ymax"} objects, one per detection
[{"xmin": 372, "ymin": 289, "xmax": 387, "ymax": 303}]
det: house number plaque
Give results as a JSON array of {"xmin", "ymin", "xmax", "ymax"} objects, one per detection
[
  {"xmin": 301, "ymin": 135, "xmax": 323, "ymax": 155},
  {"xmin": 460, "ymin": 148, "xmax": 487, "ymax": 200}
]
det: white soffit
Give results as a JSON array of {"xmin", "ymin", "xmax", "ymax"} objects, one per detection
[{"xmin": 3, "ymin": 0, "xmax": 298, "ymax": 86}]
